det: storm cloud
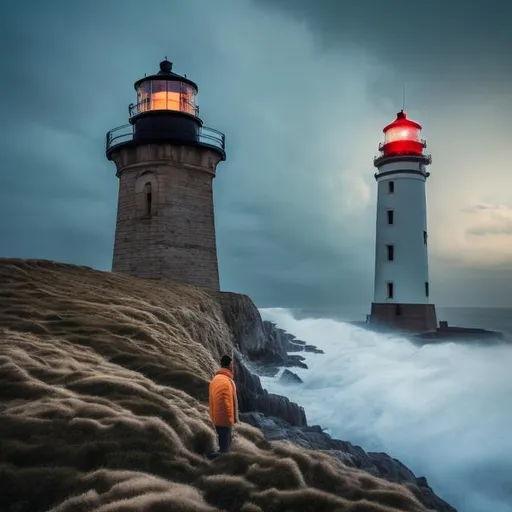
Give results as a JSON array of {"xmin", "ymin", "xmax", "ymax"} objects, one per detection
[{"xmin": 0, "ymin": 0, "xmax": 511, "ymax": 309}]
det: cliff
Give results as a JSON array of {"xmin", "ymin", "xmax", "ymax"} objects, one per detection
[
  {"xmin": 215, "ymin": 292, "xmax": 308, "ymax": 427},
  {"xmin": 216, "ymin": 294, "xmax": 455, "ymax": 512},
  {"xmin": 0, "ymin": 259, "xmax": 455, "ymax": 512}
]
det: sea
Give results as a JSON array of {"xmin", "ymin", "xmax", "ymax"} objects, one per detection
[{"xmin": 259, "ymin": 306, "xmax": 512, "ymax": 512}]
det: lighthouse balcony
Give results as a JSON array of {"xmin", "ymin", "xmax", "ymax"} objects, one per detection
[
  {"xmin": 106, "ymin": 123, "xmax": 226, "ymax": 160},
  {"xmin": 374, "ymin": 152, "xmax": 432, "ymax": 167},
  {"xmin": 374, "ymin": 138, "xmax": 431, "ymax": 167}
]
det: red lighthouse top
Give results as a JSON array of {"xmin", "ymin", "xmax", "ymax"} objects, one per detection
[{"xmin": 379, "ymin": 110, "xmax": 425, "ymax": 158}]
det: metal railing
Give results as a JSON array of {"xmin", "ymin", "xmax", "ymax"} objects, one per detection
[
  {"xmin": 373, "ymin": 152, "xmax": 432, "ymax": 165},
  {"xmin": 378, "ymin": 139, "xmax": 427, "ymax": 152},
  {"xmin": 199, "ymin": 126, "xmax": 226, "ymax": 151},
  {"xmin": 128, "ymin": 99, "xmax": 199, "ymax": 118},
  {"xmin": 106, "ymin": 124, "xmax": 132, "ymax": 151},
  {"xmin": 105, "ymin": 123, "xmax": 226, "ymax": 155}
]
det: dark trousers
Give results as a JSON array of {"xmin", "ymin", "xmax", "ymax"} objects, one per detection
[{"xmin": 215, "ymin": 426, "xmax": 232, "ymax": 453}]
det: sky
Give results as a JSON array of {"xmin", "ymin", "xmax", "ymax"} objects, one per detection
[{"xmin": 1, "ymin": 0, "xmax": 511, "ymax": 310}]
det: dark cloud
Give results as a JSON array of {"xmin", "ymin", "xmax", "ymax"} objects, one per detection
[
  {"xmin": 256, "ymin": 0, "xmax": 512, "ymax": 87},
  {"xmin": 0, "ymin": 0, "xmax": 511, "ymax": 309}
]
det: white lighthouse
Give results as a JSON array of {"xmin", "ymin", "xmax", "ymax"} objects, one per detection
[{"xmin": 369, "ymin": 110, "xmax": 438, "ymax": 332}]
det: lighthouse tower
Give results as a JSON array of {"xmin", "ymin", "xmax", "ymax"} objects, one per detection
[
  {"xmin": 369, "ymin": 110, "xmax": 437, "ymax": 332},
  {"xmin": 106, "ymin": 59, "xmax": 226, "ymax": 291}
]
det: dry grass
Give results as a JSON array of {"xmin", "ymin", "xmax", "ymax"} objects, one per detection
[{"xmin": 0, "ymin": 259, "xmax": 430, "ymax": 512}]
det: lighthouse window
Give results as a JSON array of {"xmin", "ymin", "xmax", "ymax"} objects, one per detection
[
  {"xmin": 388, "ymin": 181, "xmax": 395, "ymax": 193},
  {"xmin": 135, "ymin": 173, "xmax": 158, "ymax": 218},
  {"xmin": 387, "ymin": 210, "xmax": 394, "ymax": 225},
  {"xmin": 146, "ymin": 193, "xmax": 152, "ymax": 217},
  {"xmin": 385, "ymin": 126, "xmax": 421, "ymax": 143},
  {"xmin": 425, "ymin": 282, "xmax": 429, "ymax": 297},
  {"xmin": 387, "ymin": 282, "xmax": 394, "ymax": 299},
  {"xmin": 386, "ymin": 244, "xmax": 394, "ymax": 261},
  {"xmin": 135, "ymin": 80, "xmax": 197, "ymax": 116},
  {"xmin": 144, "ymin": 182, "xmax": 152, "ymax": 217},
  {"xmin": 423, "ymin": 230, "xmax": 428, "ymax": 245}
]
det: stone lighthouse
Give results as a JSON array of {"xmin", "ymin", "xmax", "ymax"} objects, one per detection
[
  {"xmin": 106, "ymin": 59, "xmax": 226, "ymax": 291},
  {"xmin": 369, "ymin": 110, "xmax": 437, "ymax": 332}
]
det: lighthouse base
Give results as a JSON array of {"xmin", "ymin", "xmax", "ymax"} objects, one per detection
[{"xmin": 370, "ymin": 303, "xmax": 438, "ymax": 333}]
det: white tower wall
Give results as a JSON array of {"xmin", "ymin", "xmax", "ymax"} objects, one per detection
[{"xmin": 373, "ymin": 159, "xmax": 430, "ymax": 304}]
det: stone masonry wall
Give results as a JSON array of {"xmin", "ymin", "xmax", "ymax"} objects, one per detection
[{"xmin": 110, "ymin": 143, "xmax": 223, "ymax": 291}]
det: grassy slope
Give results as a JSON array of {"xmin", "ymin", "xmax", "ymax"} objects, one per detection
[{"xmin": 0, "ymin": 259, "xmax": 429, "ymax": 512}]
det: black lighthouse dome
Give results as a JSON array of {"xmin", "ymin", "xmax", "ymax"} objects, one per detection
[{"xmin": 106, "ymin": 59, "xmax": 225, "ymax": 160}]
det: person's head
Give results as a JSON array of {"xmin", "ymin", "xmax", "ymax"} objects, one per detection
[{"xmin": 220, "ymin": 355, "xmax": 232, "ymax": 369}]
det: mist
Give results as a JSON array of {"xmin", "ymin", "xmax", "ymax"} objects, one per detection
[{"xmin": 260, "ymin": 308, "xmax": 512, "ymax": 512}]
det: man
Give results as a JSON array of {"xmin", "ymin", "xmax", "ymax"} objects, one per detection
[{"xmin": 208, "ymin": 354, "xmax": 238, "ymax": 454}]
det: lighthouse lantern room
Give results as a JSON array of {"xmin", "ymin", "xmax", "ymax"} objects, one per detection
[
  {"xmin": 133, "ymin": 60, "xmax": 198, "ymax": 117},
  {"xmin": 369, "ymin": 110, "xmax": 438, "ymax": 332},
  {"xmin": 106, "ymin": 59, "xmax": 226, "ymax": 161}
]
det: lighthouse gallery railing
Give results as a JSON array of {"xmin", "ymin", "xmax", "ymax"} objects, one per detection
[{"xmin": 106, "ymin": 123, "xmax": 226, "ymax": 155}]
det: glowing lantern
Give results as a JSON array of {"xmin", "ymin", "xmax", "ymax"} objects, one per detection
[
  {"xmin": 106, "ymin": 58, "xmax": 226, "ymax": 163},
  {"xmin": 380, "ymin": 110, "xmax": 425, "ymax": 157},
  {"xmin": 132, "ymin": 60, "xmax": 198, "ymax": 117}
]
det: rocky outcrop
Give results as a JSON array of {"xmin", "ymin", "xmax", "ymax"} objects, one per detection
[
  {"xmin": 263, "ymin": 320, "xmax": 324, "ymax": 356},
  {"xmin": 216, "ymin": 292, "xmax": 269, "ymax": 357},
  {"xmin": 216, "ymin": 292, "xmax": 307, "ymax": 426},
  {"xmin": 279, "ymin": 369, "xmax": 303, "ymax": 384},
  {"xmin": 212, "ymin": 297, "xmax": 324, "ymax": 368},
  {"xmin": 234, "ymin": 353, "xmax": 306, "ymax": 427},
  {"xmin": 241, "ymin": 412, "xmax": 457, "ymax": 512},
  {"xmin": 216, "ymin": 291, "xmax": 456, "ymax": 511}
]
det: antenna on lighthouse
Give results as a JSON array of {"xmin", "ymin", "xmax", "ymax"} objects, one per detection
[{"xmin": 402, "ymin": 84, "xmax": 406, "ymax": 111}]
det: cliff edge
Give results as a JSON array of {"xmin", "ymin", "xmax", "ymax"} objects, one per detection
[
  {"xmin": 0, "ymin": 259, "xmax": 454, "ymax": 512},
  {"xmin": 216, "ymin": 293, "xmax": 455, "ymax": 512}
]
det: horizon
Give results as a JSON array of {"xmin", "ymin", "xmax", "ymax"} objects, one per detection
[{"xmin": 1, "ymin": 0, "xmax": 511, "ymax": 309}]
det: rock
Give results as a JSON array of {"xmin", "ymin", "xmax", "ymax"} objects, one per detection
[
  {"xmin": 216, "ymin": 292, "xmax": 269, "ymax": 356},
  {"xmin": 279, "ymin": 369, "xmax": 303, "ymax": 384},
  {"xmin": 251, "ymin": 365, "xmax": 280, "ymax": 378},
  {"xmin": 234, "ymin": 353, "xmax": 307, "ymax": 427},
  {"xmin": 216, "ymin": 297, "xmax": 322, "ymax": 371},
  {"xmin": 262, "ymin": 320, "xmax": 323, "ymax": 357},
  {"xmin": 215, "ymin": 293, "xmax": 308, "ymax": 426},
  {"xmin": 325, "ymin": 450, "xmax": 362, "ymax": 470},
  {"xmin": 304, "ymin": 344, "xmax": 324, "ymax": 354},
  {"xmin": 240, "ymin": 413, "xmax": 457, "ymax": 512},
  {"xmin": 287, "ymin": 341, "xmax": 307, "ymax": 352},
  {"xmin": 367, "ymin": 452, "xmax": 417, "ymax": 482},
  {"xmin": 217, "ymin": 294, "xmax": 291, "ymax": 365},
  {"xmin": 283, "ymin": 355, "xmax": 308, "ymax": 369},
  {"xmin": 217, "ymin": 292, "xmax": 455, "ymax": 511},
  {"xmin": 365, "ymin": 452, "xmax": 456, "ymax": 512},
  {"xmin": 238, "ymin": 411, "xmax": 264, "ymax": 428}
]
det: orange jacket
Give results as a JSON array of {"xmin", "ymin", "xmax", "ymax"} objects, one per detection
[{"xmin": 209, "ymin": 368, "xmax": 238, "ymax": 427}]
